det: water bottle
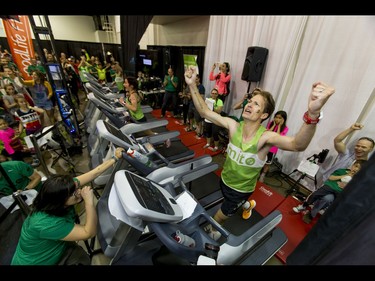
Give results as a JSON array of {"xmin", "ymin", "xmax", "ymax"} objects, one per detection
[
  {"xmin": 127, "ymin": 148, "xmax": 157, "ymax": 168},
  {"xmin": 173, "ymin": 230, "xmax": 196, "ymax": 248}
]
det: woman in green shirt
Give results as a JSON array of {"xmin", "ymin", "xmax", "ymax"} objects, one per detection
[{"xmin": 11, "ymin": 147, "xmax": 124, "ymax": 265}]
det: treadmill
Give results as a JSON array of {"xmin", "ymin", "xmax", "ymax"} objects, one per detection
[{"xmin": 96, "ymin": 166, "xmax": 287, "ymax": 265}]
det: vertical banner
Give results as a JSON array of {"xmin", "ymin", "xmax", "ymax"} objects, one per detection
[
  {"xmin": 2, "ymin": 15, "xmax": 35, "ymax": 79},
  {"xmin": 183, "ymin": 54, "xmax": 199, "ymax": 74}
]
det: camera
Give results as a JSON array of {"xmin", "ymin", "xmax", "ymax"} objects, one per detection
[
  {"xmin": 318, "ymin": 149, "xmax": 329, "ymax": 163},
  {"xmin": 307, "ymin": 149, "xmax": 329, "ymax": 164}
]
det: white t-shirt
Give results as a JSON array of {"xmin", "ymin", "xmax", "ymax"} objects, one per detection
[{"xmin": 204, "ymin": 98, "xmax": 214, "ymax": 123}]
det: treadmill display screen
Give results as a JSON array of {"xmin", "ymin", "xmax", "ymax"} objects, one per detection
[
  {"xmin": 103, "ymin": 120, "xmax": 133, "ymax": 146},
  {"xmin": 125, "ymin": 171, "xmax": 174, "ymax": 215}
]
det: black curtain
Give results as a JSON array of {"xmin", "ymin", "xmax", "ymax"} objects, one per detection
[
  {"xmin": 147, "ymin": 45, "xmax": 205, "ymax": 92},
  {"xmin": 120, "ymin": 15, "xmax": 153, "ymax": 77}
]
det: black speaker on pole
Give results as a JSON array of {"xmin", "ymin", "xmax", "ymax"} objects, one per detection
[{"xmin": 241, "ymin": 46, "xmax": 269, "ymax": 82}]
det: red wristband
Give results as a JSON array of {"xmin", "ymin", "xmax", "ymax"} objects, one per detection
[{"xmin": 303, "ymin": 111, "xmax": 320, "ymax": 124}]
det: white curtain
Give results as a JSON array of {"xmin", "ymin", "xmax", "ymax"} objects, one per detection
[{"xmin": 203, "ymin": 16, "xmax": 375, "ymax": 187}]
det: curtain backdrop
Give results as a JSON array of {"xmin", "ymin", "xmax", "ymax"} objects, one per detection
[
  {"xmin": 120, "ymin": 15, "xmax": 153, "ymax": 76},
  {"xmin": 203, "ymin": 16, "xmax": 375, "ymax": 186}
]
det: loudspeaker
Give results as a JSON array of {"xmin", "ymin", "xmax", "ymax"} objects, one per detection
[{"xmin": 241, "ymin": 46, "xmax": 269, "ymax": 82}]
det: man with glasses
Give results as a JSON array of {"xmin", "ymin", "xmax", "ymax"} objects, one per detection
[{"xmin": 318, "ymin": 122, "xmax": 374, "ymax": 186}]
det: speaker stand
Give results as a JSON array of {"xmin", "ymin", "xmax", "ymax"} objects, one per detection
[
  {"xmin": 246, "ymin": 81, "xmax": 260, "ymax": 96},
  {"xmin": 246, "ymin": 81, "xmax": 252, "ymax": 94}
]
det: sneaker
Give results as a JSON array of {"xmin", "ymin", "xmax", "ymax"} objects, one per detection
[
  {"xmin": 292, "ymin": 204, "xmax": 306, "ymax": 213},
  {"xmin": 164, "ymin": 138, "xmax": 171, "ymax": 148},
  {"xmin": 302, "ymin": 211, "xmax": 313, "ymax": 224},
  {"xmin": 203, "ymin": 143, "xmax": 210, "ymax": 149},
  {"xmin": 319, "ymin": 207, "xmax": 328, "ymax": 215},
  {"xmin": 204, "ymin": 224, "xmax": 222, "ymax": 241},
  {"xmin": 208, "ymin": 146, "xmax": 219, "ymax": 152},
  {"xmin": 242, "ymin": 199, "xmax": 256, "ymax": 220}
]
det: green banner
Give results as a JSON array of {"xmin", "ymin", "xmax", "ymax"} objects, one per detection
[{"xmin": 183, "ymin": 54, "xmax": 199, "ymax": 74}]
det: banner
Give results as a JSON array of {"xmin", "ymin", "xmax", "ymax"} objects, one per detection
[
  {"xmin": 2, "ymin": 16, "xmax": 35, "ymax": 79},
  {"xmin": 183, "ymin": 54, "xmax": 199, "ymax": 74}
]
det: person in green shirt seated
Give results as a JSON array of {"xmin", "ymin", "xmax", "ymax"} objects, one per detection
[{"xmin": 11, "ymin": 147, "xmax": 124, "ymax": 265}]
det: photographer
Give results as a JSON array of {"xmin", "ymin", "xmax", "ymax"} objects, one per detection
[{"xmin": 209, "ymin": 62, "xmax": 231, "ymax": 103}]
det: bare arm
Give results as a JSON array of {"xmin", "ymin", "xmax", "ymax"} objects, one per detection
[
  {"xmin": 3, "ymin": 98, "xmax": 17, "ymax": 110},
  {"xmin": 264, "ymin": 82, "xmax": 335, "ymax": 152},
  {"xmin": 334, "ymin": 123, "xmax": 363, "ymax": 154},
  {"xmin": 23, "ymin": 170, "xmax": 42, "ymax": 191},
  {"xmin": 208, "ymin": 64, "xmax": 216, "ymax": 81},
  {"xmin": 122, "ymin": 93, "xmax": 138, "ymax": 112},
  {"xmin": 186, "ymin": 74, "xmax": 236, "ymax": 131},
  {"xmin": 76, "ymin": 147, "xmax": 124, "ymax": 186},
  {"xmin": 29, "ymin": 105, "xmax": 45, "ymax": 114},
  {"xmin": 62, "ymin": 185, "xmax": 97, "ymax": 240}
]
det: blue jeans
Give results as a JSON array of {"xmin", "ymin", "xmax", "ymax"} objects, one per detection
[{"xmin": 306, "ymin": 185, "xmax": 338, "ymax": 218}]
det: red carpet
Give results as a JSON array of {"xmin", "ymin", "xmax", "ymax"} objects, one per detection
[
  {"xmin": 248, "ymin": 183, "xmax": 319, "ymax": 264},
  {"xmin": 180, "ymin": 133, "xmax": 206, "ymax": 147},
  {"xmin": 248, "ymin": 182, "xmax": 285, "ymax": 217},
  {"xmin": 274, "ymin": 196, "xmax": 319, "ymax": 263}
]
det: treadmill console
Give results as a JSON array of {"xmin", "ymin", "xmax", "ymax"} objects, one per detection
[
  {"xmin": 96, "ymin": 119, "xmax": 139, "ymax": 150},
  {"xmin": 113, "ymin": 170, "xmax": 183, "ymax": 222}
]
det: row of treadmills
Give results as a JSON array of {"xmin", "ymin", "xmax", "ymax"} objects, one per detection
[{"xmin": 82, "ymin": 73, "xmax": 288, "ymax": 265}]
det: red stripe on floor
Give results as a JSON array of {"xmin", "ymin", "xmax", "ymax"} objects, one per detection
[
  {"xmin": 274, "ymin": 196, "xmax": 319, "ymax": 264},
  {"xmin": 248, "ymin": 182, "xmax": 285, "ymax": 217}
]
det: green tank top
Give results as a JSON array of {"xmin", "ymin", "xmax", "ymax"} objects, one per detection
[
  {"xmin": 221, "ymin": 122, "xmax": 266, "ymax": 193},
  {"xmin": 126, "ymin": 94, "xmax": 144, "ymax": 121}
]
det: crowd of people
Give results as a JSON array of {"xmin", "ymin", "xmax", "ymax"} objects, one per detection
[{"xmin": 0, "ymin": 43, "xmax": 373, "ymax": 265}]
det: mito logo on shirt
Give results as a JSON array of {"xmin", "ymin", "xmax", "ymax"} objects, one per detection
[{"xmin": 226, "ymin": 142, "xmax": 262, "ymax": 167}]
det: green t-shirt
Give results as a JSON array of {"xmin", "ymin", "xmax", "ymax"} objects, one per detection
[
  {"xmin": 0, "ymin": 161, "xmax": 42, "ymax": 196},
  {"xmin": 164, "ymin": 76, "xmax": 178, "ymax": 92},
  {"xmin": 126, "ymin": 95, "xmax": 145, "ymax": 121},
  {"xmin": 11, "ymin": 207, "xmax": 76, "ymax": 265},
  {"xmin": 221, "ymin": 122, "xmax": 266, "ymax": 193},
  {"xmin": 325, "ymin": 168, "xmax": 348, "ymax": 193},
  {"xmin": 27, "ymin": 64, "xmax": 46, "ymax": 75}
]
